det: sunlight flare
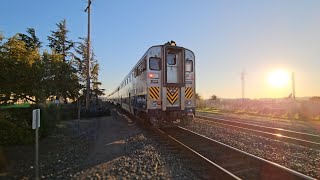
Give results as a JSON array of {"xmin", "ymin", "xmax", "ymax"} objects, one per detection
[{"xmin": 267, "ymin": 69, "xmax": 290, "ymax": 88}]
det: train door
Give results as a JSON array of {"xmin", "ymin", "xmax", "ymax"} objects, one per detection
[
  {"xmin": 166, "ymin": 53, "xmax": 180, "ymax": 83},
  {"xmin": 164, "ymin": 47, "xmax": 184, "ymax": 108}
]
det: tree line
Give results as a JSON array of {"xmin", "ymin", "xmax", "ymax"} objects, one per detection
[{"xmin": 0, "ymin": 19, "xmax": 104, "ymax": 105}]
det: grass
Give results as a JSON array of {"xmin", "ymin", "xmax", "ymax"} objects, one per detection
[
  {"xmin": 0, "ymin": 103, "xmax": 31, "ymax": 109},
  {"xmin": 196, "ymin": 107, "xmax": 320, "ymax": 121}
]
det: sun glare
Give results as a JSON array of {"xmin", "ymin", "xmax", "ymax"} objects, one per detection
[{"xmin": 268, "ymin": 70, "xmax": 290, "ymax": 88}]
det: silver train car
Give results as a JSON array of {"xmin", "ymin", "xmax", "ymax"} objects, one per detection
[{"xmin": 107, "ymin": 41, "xmax": 195, "ymax": 126}]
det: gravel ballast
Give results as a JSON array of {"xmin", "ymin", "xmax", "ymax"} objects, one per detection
[
  {"xmin": 197, "ymin": 112, "xmax": 320, "ymax": 136},
  {"xmin": 186, "ymin": 120, "xmax": 320, "ymax": 179}
]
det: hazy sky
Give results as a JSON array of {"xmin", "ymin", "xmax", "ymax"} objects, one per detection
[{"xmin": 1, "ymin": 0, "xmax": 319, "ymax": 99}]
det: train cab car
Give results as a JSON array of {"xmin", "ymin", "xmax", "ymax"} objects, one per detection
[{"xmin": 107, "ymin": 41, "xmax": 195, "ymax": 127}]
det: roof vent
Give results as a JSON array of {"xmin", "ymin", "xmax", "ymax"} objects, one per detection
[{"xmin": 165, "ymin": 40, "xmax": 176, "ymax": 46}]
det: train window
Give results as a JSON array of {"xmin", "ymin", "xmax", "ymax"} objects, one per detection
[
  {"xmin": 142, "ymin": 58, "xmax": 147, "ymax": 71},
  {"xmin": 137, "ymin": 59, "xmax": 147, "ymax": 75},
  {"xmin": 186, "ymin": 60, "xmax": 193, "ymax": 72},
  {"xmin": 149, "ymin": 57, "xmax": 161, "ymax": 70},
  {"xmin": 134, "ymin": 68, "xmax": 138, "ymax": 77},
  {"xmin": 167, "ymin": 53, "xmax": 176, "ymax": 65}
]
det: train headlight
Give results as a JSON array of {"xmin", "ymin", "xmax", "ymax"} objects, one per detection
[
  {"xmin": 148, "ymin": 73, "xmax": 159, "ymax": 79},
  {"xmin": 186, "ymin": 100, "xmax": 192, "ymax": 106},
  {"xmin": 152, "ymin": 101, "xmax": 157, "ymax": 107}
]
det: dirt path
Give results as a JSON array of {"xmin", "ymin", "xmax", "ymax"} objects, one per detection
[{"xmin": 82, "ymin": 115, "xmax": 140, "ymax": 169}]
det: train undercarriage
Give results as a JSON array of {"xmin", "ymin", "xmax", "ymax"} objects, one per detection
[{"xmin": 146, "ymin": 109, "xmax": 195, "ymax": 127}]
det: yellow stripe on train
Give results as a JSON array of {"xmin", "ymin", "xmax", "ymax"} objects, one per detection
[
  {"xmin": 149, "ymin": 87, "xmax": 160, "ymax": 100},
  {"xmin": 185, "ymin": 87, "xmax": 193, "ymax": 99},
  {"xmin": 167, "ymin": 87, "xmax": 179, "ymax": 105}
]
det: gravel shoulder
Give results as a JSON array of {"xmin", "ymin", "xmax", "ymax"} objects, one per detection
[{"xmin": 1, "ymin": 108, "xmax": 199, "ymax": 179}]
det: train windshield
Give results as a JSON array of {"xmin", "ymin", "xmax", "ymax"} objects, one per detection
[{"xmin": 149, "ymin": 57, "xmax": 161, "ymax": 70}]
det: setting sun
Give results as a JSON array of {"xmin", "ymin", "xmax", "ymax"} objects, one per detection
[{"xmin": 268, "ymin": 70, "xmax": 290, "ymax": 88}]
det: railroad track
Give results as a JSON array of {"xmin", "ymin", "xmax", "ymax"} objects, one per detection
[
  {"xmin": 159, "ymin": 127, "xmax": 314, "ymax": 180},
  {"xmin": 196, "ymin": 114, "xmax": 320, "ymax": 149}
]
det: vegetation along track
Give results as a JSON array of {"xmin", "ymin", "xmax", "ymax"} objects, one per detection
[
  {"xmin": 196, "ymin": 115, "xmax": 320, "ymax": 149},
  {"xmin": 159, "ymin": 127, "xmax": 314, "ymax": 179}
]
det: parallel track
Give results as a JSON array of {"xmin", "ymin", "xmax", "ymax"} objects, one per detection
[
  {"xmin": 196, "ymin": 114, "xmax": 320, "ymax": 149},
  {"xmin": 159, "ymin": 127, "xmax": 315, "ymax": 180}
]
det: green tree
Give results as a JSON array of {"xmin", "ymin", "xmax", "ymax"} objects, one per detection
[
  {"xmin": 195, "ymin": 93, "xmax": 201, "ymax": 100},
  {"xmin": 90, "ymin": 54, "xmax": 105, "ymax": 105},
  {"xmin": 0, "ymin": 29, "xmax": 81, "ymax": 105},
  {"xmin": 211, "ymin": 94, "xmax": 217, "ymax": 100},
  {"xmin": 73, "ymin": 38, "xmax": 87, "ymax": 84},
  {"xmin": 0, "ymin": 32, "xmax": 4, "ymax": 42},
  {"xmin": 74, "ymin": 38, "xmax": 104, "ymax": 105},
  {"xmin": 47, "ymin": 19, "xmax": 75, "ymax": 103},
  {"xmin": 47, "ymin": 19, "xmax": 74, "ymax": 62},
  {"xmin": 0, "ymin": 33, "xmax": 41, "ymax": 104},
  {"xmin": 17, "ymin": 28, "xmax": 42, "ymax": 50},
  {"xmin": 40, "ymin": 52, "xmax": 81, "ymax": 103}
]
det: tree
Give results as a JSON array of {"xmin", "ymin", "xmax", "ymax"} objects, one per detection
[
  {"xmin": 90, "ymin": 56, "xmax": 105, "ymax": 105},
  {"xmin": 47, "ymin": 19, "xmax": 74, "ymax": 63},
  {"xmin": 74, "ymin": 38, "xmax": 104, "ymax": 106},
  {"xmin": 211, "ymin": 94, "xmax": 217, "ymax": 101},
  {"xmin": 195, "ymin": 93, "xmax": 201, "ymax": 100},
  {"xmin": 17, "ymin": 28, "xmax": 41, "ymax": 50},
  {"xmin": 47, "ymin": 20, "xmax": 75, "ymax": 103},
  {"xmin": 0, "ymin": 33, "xmax": 41, "ymax": 104},
  {"xmin": 0, "ymin": 32, "xmax": 4, "ymax": 42},
  {"xmin": 0, "ymin": 29, "xmax": 81, "ymax": 105},
  {"xmin": 73, "ymin": 37, "xmax": 87, "ymax": 85},
  {"xmin": 40, "ymin": 52, "xmax": 81, "ymax": 103}
]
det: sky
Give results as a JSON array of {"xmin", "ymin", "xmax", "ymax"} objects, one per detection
[{"xmin": 1, "ymin": 0, "xmax": 320, "ymax": 99}]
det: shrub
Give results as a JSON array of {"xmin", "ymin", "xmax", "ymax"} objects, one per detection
[
  {"xmin": 0, "ymin": 103, "xmax": 109, "ymax": 145},
  {"xmin": 0, "ymin": 120, "xmax": 33, "ymax": 145},
  {"xmin": 0, "ymin": 105, "xmax": 57, "ymax": 145},
  {"xmin": 0, "ymin": 147, "xmax": 6, "ymax": 173}
]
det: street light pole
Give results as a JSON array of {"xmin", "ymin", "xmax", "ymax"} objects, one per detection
[{"xmin": 85, "ymin": 0, "xmax": 91, "ymax": 112}]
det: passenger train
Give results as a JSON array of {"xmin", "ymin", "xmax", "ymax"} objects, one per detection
[{"xmin": 107, "ymin": 41, "xmax": 195, "ymax": 127}]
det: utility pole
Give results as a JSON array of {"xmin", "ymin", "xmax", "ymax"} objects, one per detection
[
  {"xmin": 292, "ymin": 72, "xmax": 295, "ymax": 101},
  {"xmin": 85, "ymin": 0, "xmax": 91, "ymax": 112},
  {"xmin": 241, "ymin": 70, "xmax": 246, "ymax": 102}
]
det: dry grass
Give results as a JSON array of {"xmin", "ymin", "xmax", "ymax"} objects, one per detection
[{"xmin": 197, "ymin": 107, "xmax": 320, "ymax": 121}]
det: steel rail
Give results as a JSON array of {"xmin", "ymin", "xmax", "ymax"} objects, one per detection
[
  {"xmin": 160, "ymin": 127, "xmax": 315, "ymax": 180},
  {"xmin": 196, "ymin": 115, "xmax": 320, "ymax": 149}
]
